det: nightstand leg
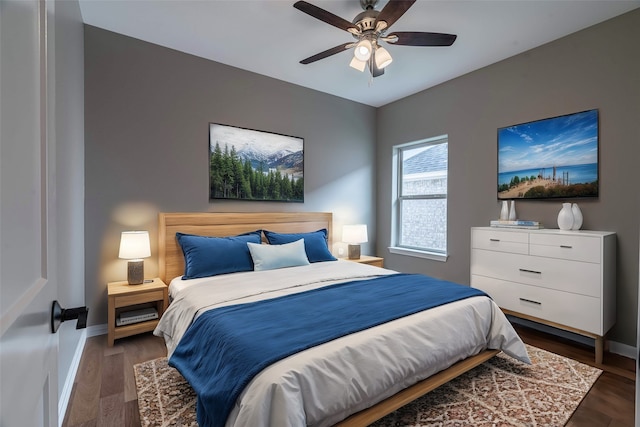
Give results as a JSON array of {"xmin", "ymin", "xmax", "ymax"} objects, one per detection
[{"xmin": 107, "ymin": 295, "xmax": 115, "ymax": 347}]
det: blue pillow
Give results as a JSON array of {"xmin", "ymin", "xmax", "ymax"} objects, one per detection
[
  {"xmin": 247, "ymin": 239, "xmax": 310, "ymax": 271},
  {"xmin": 263, "ymin": 229, "xmax": 337, "ymax": 263},
  {"xmin": 176, "ymin": 231, "xmax": 262, "ymax": 279}
]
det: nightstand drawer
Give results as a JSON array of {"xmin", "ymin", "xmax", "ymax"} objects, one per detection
[{"xmin": 114, "ymin": 290, "xmax": 165, "ymax": 308}]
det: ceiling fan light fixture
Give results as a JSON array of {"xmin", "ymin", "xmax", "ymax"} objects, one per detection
[
  {"xmin": 354, "ymin": 39, "xmax": 372, "ymax": 61},
  {"xmin": 375, "ymin": 46, "xmax": 392, "ymax": 69},
  {"xmin": 349, "ymin": 56, "xmax": 367, "ymax": 72}
]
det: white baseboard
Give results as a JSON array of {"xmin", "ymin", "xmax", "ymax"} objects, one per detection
[
  {"xmin": 610, "ymin": 340, "xmax": 636, "ymax": 360},
  {"xmin": 58, "ymin": 329, "xmax": 87, "ymax": 427},
  {"xmin": 86, "ymin": 323, "xmax": 108, "ymax": 337}
]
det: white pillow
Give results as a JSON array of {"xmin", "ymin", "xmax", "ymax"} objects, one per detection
[{"xmin": 247, "ymin": 238, "xmax": 310, "ymax": 271}]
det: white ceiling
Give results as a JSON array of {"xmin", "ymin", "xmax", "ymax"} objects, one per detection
[{"xmin": 78, "ymin": 0, "xmax": 640, "ymax": 107}]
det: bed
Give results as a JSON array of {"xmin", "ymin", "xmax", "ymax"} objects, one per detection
[{"xmin": 154, "ymin": 212, "xmax": 530, "ymax": 427}]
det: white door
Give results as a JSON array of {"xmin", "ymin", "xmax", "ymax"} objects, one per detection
[{"xmin": 0, "ymin": 1, "xmax": 59, "ymax": 426}]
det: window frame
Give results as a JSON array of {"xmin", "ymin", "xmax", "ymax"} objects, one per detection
[{"xmin": 389, "ymin": 135, "xmax": 449, "ymax": 262}]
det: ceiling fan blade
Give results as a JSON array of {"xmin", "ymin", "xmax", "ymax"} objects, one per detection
[
  {"xmin": 386, "ymin": 32, "xmax": 457, "ymax": 46},
  {"xmin": 375, "ymin": 0, "xmax": 416, "ymax": 31},
  {"xmin": 293, "ymin": 1, "xmax": 358, "ymax": 33},
  {"xmin": 300, "ymin": 43, "xmax": 353, "ymax": 65}
]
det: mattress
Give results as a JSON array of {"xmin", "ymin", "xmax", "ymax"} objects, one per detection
[{"xmin": 154, "ymin": 260, "xmax": 530, "ymax": 427}]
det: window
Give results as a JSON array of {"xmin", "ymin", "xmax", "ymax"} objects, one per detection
[{"xmin": 390, "ymin": 136, "xmax": 448, "ymax": 261}]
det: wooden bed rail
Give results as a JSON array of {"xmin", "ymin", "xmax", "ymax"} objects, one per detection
[{"xmin": 335, "ymin": 349, "xmax": 500, "ymax": 426}]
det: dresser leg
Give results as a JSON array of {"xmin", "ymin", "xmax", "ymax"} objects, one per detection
[{"xmin": 595, "ymin": 336, "xmax": 603, "ymax": 364}]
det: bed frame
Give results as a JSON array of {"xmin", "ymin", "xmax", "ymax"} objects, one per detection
[{"xmin": 157, "ymin": 211, "xmax": 499, "ymax": 426}]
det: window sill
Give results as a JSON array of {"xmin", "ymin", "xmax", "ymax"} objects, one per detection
[{"xmin": 388, "ymin": 247, "xmax": 448, "ymax": 262}]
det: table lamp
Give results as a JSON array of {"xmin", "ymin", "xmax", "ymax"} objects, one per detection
[
  {"xmin": 342, "ymin": 224, "xmax": 368, "ymax": 260},
  {"xmin": 119, "ymin": 231, "xmax": 151, "ymax": 285}
]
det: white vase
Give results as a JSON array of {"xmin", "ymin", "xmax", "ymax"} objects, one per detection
[
  {"xmin": 557, "ymin": 203, "xmax": 574, "ymax": 230},
  {"xmin": 571, "ymin": 203, "xmax": 583, "ymax": 230},
  {"xmin": 508, "ymin": 200, "xmax": 517, "ymax": 221},
  {"xmin": 500, "ymin": 201, "xmax": 509, "ymax": 220}
]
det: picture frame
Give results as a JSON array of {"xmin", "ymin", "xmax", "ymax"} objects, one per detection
[
  {"xmin": 497, "ymin": 109, "xmax": 599, "ymax": 200},
  {"xmin": 209, "ymin": 123, "xmax": 304, "ymax": 202}
]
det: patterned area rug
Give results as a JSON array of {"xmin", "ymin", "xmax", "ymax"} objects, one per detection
[{"xmin": 133, "ymin": 345, "xmax": 601, "ymax": 427}]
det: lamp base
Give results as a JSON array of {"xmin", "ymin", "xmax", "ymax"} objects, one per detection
[
  {"xmin": 347, "ymin": 244, "xmax": 361, "ymax": 260},
  {"xmin": 127, "ymin": 260, "xmax": 144, "ymax": 285}
]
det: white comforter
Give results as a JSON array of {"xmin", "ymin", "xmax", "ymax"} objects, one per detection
[{"xmin": 154, "ymin": 260, "xmax": 530, "ymax": 427}]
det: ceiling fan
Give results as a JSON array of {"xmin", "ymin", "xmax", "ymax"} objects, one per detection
[{"xmin": 293, "ymin": 0, "xmax": 457, "ymax": 77}]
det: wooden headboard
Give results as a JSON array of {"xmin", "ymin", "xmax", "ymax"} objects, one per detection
[{"xmin": 158, "ymin": 212, "xmax": 333, "ymax": 283}]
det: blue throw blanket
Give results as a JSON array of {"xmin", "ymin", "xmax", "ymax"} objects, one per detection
[{"xmin": 169, "ymin": 273, "xmax": 487, "ymax": 427}]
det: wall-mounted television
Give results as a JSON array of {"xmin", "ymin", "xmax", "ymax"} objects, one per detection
[{"xmin": 497, "ymin": 109, "xmax": 599, "ymax": 200}]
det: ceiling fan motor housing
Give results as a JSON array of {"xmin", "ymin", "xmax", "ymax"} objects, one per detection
[{"xmin": 352, "ymin": 11, "xmax": 379, "ymax": 33}]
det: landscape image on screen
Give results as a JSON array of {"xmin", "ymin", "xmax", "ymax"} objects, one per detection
[{"xmin": 498, "ymin": 109, "xmax": 598, "ymax": 200}]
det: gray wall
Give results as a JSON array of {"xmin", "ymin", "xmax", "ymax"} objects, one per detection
[
  {"xmin": 376, "ymin": 9, "xmax": 640, "ymax": 347},
  {"xmin": 84, "ymin": 26, "xmax": 377, "ymax": 326},
  {"xmin": 55, "ymin": 0, "xmax": 85, "ymax": 404}
]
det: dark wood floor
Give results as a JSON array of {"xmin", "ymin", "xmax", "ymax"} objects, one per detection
[{"xmin": 62, "ymin": 325, "xmax": 635, "ymax": 427}]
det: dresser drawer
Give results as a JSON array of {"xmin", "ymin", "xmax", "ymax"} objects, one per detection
[
  {"xmin": 471, "ymin": 228, "xmax": 528, "ymax": 255},
  {"xmin": 529, "ymin": 233, "xmax": 601, "ymax": 263},
  {"xmin": 471, "ymin": 249, "xmax": 600, "ymax": 297},
  {"xmin": 471, "ymin": 275, "xmax": 602, "ymax": 335}
]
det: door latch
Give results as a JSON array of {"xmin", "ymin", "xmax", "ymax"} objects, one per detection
[{"xmin": 51, "ymin": 301, "xmax": 88, "ymax": 333}]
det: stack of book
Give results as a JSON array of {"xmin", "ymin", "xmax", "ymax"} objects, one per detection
[{"xmin": 490, "ymin": 220, "xmax": 543, "ymax": 229}]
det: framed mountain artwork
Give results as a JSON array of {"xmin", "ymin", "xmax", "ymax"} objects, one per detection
[{"xmin": 209, "ymin": 123, "xmax": 304, "ymax": 202}]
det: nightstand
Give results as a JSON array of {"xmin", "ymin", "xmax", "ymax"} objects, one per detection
[
  {"xmin": 344, "ymin": 255, "xmax": 384, "ymax": 268},
  {"xmin": 107, "ymin": 277, "xmax": 168, "ymax": 347}
]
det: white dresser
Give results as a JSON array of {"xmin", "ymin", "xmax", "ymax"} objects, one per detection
[{"xmin": 470, "ymin": 227, "xmax": 616, "ymax": 363}]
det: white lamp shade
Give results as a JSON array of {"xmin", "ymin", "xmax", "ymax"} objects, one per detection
[
  {"xmin": 375, "ymin": 46, "xmax": 393, "ymax": 69},
  {"xmin": 354, "ymin": 39, "xmax": 372, "ymax": 61},
  {"xmin": 349, "ymin": 56, "xmax": 367, "ymax": 72},
  {"xmin": 342, "ymin": 224, "xmax": 368, "ymax": 244},
  {"xmin": 119, "ymin": 231, "xmax": 151, "ymax": 259}
]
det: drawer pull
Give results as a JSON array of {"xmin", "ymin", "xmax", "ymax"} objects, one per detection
[
  {"xmin": 519, "ymin": 297, "xmax": 542, "ymax": 305},
  {"xmin": 560, "ymin": 245, "xmax": 573, "ymax": 249},
  {"xmin": 489, "ymin": 238, "xmax": 500, "ymax": 242},
  {"xmin": 518, "ymin": 268, "xmax": 542, "ymax": 275}
]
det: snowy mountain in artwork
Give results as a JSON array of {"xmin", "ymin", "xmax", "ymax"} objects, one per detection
[{"xmin": 210, "ymin": 124, "xmax": 303, "ymax": 178}]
